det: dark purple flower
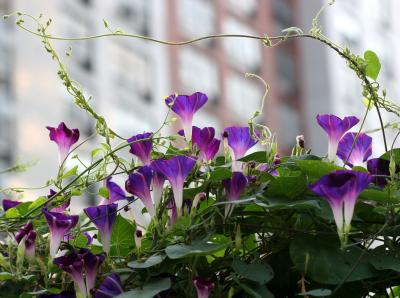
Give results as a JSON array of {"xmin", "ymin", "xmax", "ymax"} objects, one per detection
[
  {"xmin": 165, "ymin": 92, "xmax": 208, "ymax": 141},
  {"xmin": 166, "ymin": 199, "xmax": 178, "ymax": 228},
  {"xmin": 193, "ymin": 277, "xmax": 215, "ymax": 298},
  {"xmin": 42, "ymin": 209, "xmax": 79, "ymax": 257},
  {"xmin": 336, "ymin": 132, "xmax": 372, "ymax": 167},
  {"xmin": 223, "ymin": 172, "xmax": 248, "ymax": 217},
  {"xmin": 25, "ymin": 230, "xmax": 36, "ymax": 260},
  {"xmin": 192, "ymin": 126, "xmax": 221, "ymax": 162},
  {"xmin": 223, "ymin": 126, "xmax": 257, "ymax": 171},
  {"xmin": 80, "ymin": 248, "xmax": 106, "ymax": 295},
  {"xmin": 15, "ymin": 221, "xmax": 33, "ymax": 244},
  {"xmin": 367, "ymin": 158, "xmax": 391, "ymax": 188},
  {"xmin": 46, "ymin": 122, "xmax": 80, "ymax": 163},
  {"xmin": 53, "ymin": 253, "xmax": 86, "ymax": 296},
  {"xmin": 125, "ymin": 166, "xmax": 155, "ymax": 218},
  {"xmin": 309, "ymin": 170, "xmax": 372, "ymax": 246},
  {"xmin": 94, "ymin": 273, "xmax": 124, "ymax": 298},
  {"xmin": 2, "ymin": 199, "xmax": 21, "ymax": 211},
  {"xmin": 128, "ymin": 132, "xmax": 153, "ymax": 166},
  {"xmin": 84, "ymin": 204, "xmax": 117, "ymax": 253},
  {"xmin": 100, "ymin": 177, "xmax": 126, "ymax": 205},
  {"xmin": 151, "ymin": 156, "xmax": 196, "ymax": 212},
  {"xmin": 316, "ymin": 114, "xmax": 359, "ymax": 161},
  {"xmin": 134, "ymin": 229, "xmax": 143, "ymax": 250}
]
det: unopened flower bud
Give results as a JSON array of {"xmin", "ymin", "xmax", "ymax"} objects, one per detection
[
  {"xmin": 273, "ymin": 154, "xmax": 281, "ymax": 165},
  {"xmin": 296, "ymin": 135, "xmax": 305, "ymax": 149},
  {"xmin": 192, "ymin": 192, "xmax": 206, "ymax": 210}
]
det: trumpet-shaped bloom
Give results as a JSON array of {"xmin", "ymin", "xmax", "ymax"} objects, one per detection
[
  {"xmin": 46, "ymin": 122, "xmax": 80, "ymax": 162},
  {"xmin": 152, "ymin": 171, "xmax": 166, "ymax": 208},
  {"xmin": 223, "ymin": 172, "xmax": 248, "ymax": 217},
  {"xmin": 125, "ymin": 166, "xmax": 155, "ymax": 218},
  {"xmin": 337, "ymin": 132, "xmax": 372, "ymax": 167},
  {"xmin": 367, "ymin": 158, "xmax": 391, "ymax": 188},
  {"xmin": 193, "ymin": 277, "xmax": 215, "ymax": 298},
  {"xmin": 151, "ymin": 156, "xmax": 196, "ymax": 212},
  {"xmin": 309, "ymin": 170, "xmax": 372, "ymax": 246},
  {"xmin": 42, "ymin": 208, "xmax": 79, "ymax": 257},
  {"xmin": 79, "ymin": 248, "xmax": 106, "ymax": 296},
  {"xmin": 84, "ymin": 204, "xmax": 117, "ymax": 253},
  {"xmin": 127, "ymin": 199, "xmax": 151, "ymax": 230},
  {"xmin": 2, "ymin": 199, "xmax": 21, "ymax": 211},
  {"xmin": 128, "ymin": 132, "xmax": 153, "ymax": 166},
  {"xmin": 192, "ymin": 126, "xmax": 221, "ymax": 162},
  {"xmin": 94, "ymin": 273, "xmax": 124, "ymax": 298},
  {"xmin": 25, "ymin": 230, "xmax": 36, "ymax": 260},
  {"xmin": 100, "ymin": 177, "xmax": 126, "ymax": 205},
  {"xmin": 316, "ymin": 114, "xmax": 359, "ymax": 162},
  {"xmin": 165, "ymin": 92, "xmax": 208, "ymax": 141},
  {"xmin": 53, "ymin": 252, "xmax": 86, "ymax": 296}
]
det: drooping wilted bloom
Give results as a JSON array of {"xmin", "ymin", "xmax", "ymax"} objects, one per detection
[
  {"xmin": 128, "ymin": 132, "xmax": 153, "ymax": 166},
  {"xmin": 100, "ymin": 177, "xmax": 126, "ymax": 205},
  {"xmin": 309, "ymin": 170, "xmax": 372, "ymax": 246},
  {"xmin": 15, "ymin": 221, "xmax": 33, "ymax": 244},
  {"xmin": 193, "ymin": 277, "xmax": 215, "ymax": 298},
  {"xmin": 42, "ymin": 208, "xmax": 79, "ymax": 257},
  {"xmin": 84, "ymin": 204, "xmax": 117, "ymax": 253},
  {"xmin": 316, "ymin": 114, "xmax": 359, "ymax": 162},
  {"xmin": 165, "ymin": 92, "xmax": 208, "ymax": 141},
  {"xmin": 151, "ymin": 156, "xmax": 196, "ymax": 212},
  {"xmin": 79, "ymin": 248, "xmax": 106, "ymax": 296},
  {"xmin": 192, "ymin": 192, "xmax": 206, "ymax": 210},
  {"xmin": 94, "ymin": 273, "xmax": 124, "ymax": 298},
  {"xmin": 2, "ymin": 199, "xmax": 21, "ymax": 211},
  {"xmin": 24, "ymin": 230, "xmax": 36, "ymax": 260},
  {"xmin": 367, "ymin": 158, "xmax": 391, "ymax": 188},
  {"xmin": 223, "ymin": 126, "xmax": 257, "ymax": 171},
  {"xmin": 223, "ymin": 172, "xmax": 248, "ymax": 217},
  {"xmin": 125, "ymin": 166, "xmax": 155, "ymax": 218},
  {"xmin": 336, "ymin": 132, "xmax": 372, "ymax": 167},
  {"xmin": 46, "ymin": 122, "xmax": 80, "ymax": 162}
]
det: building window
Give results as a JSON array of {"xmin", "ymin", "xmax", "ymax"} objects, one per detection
[
  {"xmin": 116, "ymin": 0, "xmax": 149, "ymax": 35},
  {"xmin": 272, "ymin": 0, "xmax": 292, "ymax": 31},
  {"xmin": 228, "ymin": 0, "xmax": 257, "ymax": 18},
  {"xmin": 178, "ymin": 0, "xmax": 215, "ymax": 38},
  {"xmin": 276, "ymin": 50, "xmax": 296, "ymax": 97}
]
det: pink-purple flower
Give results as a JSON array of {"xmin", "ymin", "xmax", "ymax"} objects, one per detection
[
  {"xmin": 193, "ymin": 277, "xmax": 215, "ymax": 298},
  {"xmin": 46, "ymin": 122, "xmax": 80, "ymax": 163},
  {"xmin": 24, "ymin": 230, "xmax": 36, "ymax": 260},
  {"xmin": 100, "ymin": 177, "xmax": 126, "ymax": 205},
  {"xmin": 94, "ymin": 273, "xmax": 124, "ymax": 298},
  {"xmin": 128, "ymin": 132, "xmax": 153, "ymax": 166},
  {"xmin": 316, "ymin": 114, "xmax": 359, "ymax": 162},
  {"xmin": 336, "ymin": 132, "xmax": 372, "ymax": 167},
  {"xmin": 192, "ymin": 126, "xmax": 221, "ymax": 162},
  {"xmin": 2, "ymin": 199, "xmax": 21, "ymax": 211},
  {"xmin": 223, "ymin": 172, "xmax": 248, "ymax": 217}
]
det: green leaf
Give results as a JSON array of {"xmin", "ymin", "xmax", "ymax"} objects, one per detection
[
  {"xmin": 128, "ymin": 254, "xmax": 166, "ymax": 269},
  {"xmin": 165, "ymin": 239, "xmax": 229, "ymax": 259},
  {"xmin": 232, "ymin": 276, "xmax": 274, "ymax": 298},
  {"xmin": 364, "ymin": 50, "xmax": 381, "ymax": 80},
  {"xmin": 370, "ymin": 246, "xmax": 400, "ymax": 272},
  {"xmin": 256, "ymin": 197, "xmax": 320, "ymax": 210},
  {"xmin": 116, "ymin": 278, "xmax": 171, "ymax": 298},
  {"xmin": 380, "ymin": 148, "xmax": 400, "ymax": 164},
  {"xmin": 359, "ymin": 189, "xmax": 393, "ymax": 203},
  {"xmin": 297, "ymin": 289, "xmax": 332, "ymax": 297},
  {"xmin": 231, "ymin": 258, "xmax": 274, "ymax": 284},
  {"xmin": 110, "ymin": 215, "xmax": 135, "ymax": 257},
  {"xmin": 294, "ymin": 160, "xmax": 340, "ymax": 181},
  {"xmin": 91, "ymin": 148, "xmax": 103, "ymax": 158},
  {"xmin": 5, "ymin": 202, "xmax": 31, "ymax": 218},
  {"xmin": 60, "ymin": 165, "xmax": 78, "ymax": 179},
  {"xmin": 209, "ymin": 167, "xmax": 232, "ymax": 181},
  {"xmin": 0, "ymin": 272, "xmax": 13, "ymax": 281},
  {"xmin": 98, "ymin": 187, "xmax": 109, "ymax": 199},
  {"xmin": 28, "ymin": 196, "xmax": 47, "ymax": 211},
  {"xmin": 238, "ymin": 151, "xmax": 268, "ymax": 163},
  {"xmin": 265, "ymin": 172, "xmax": 307, "ymax": 199}
]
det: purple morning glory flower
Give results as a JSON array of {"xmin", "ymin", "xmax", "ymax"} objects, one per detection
[
  {"xmin": 15, "ymin": 221, "xmax": 33, "ymax": 244},
  {"xmin": 94, "ymin": 273, "xmax": 124, "ymax": 298},
  {"xmin": 336, "ymin": 132, "xmax": 372, "ymax": 167},
  {"xmin": 2, "ymin": 199, "xmax": 21, "ymax": 211},
  {"xmin": 84, "ymin": 204, "xmax": 117, "ymax": 254},
  {"xmin": 165, "ymin": 92, "xmax": 208, "ymax": 141},
  {"xmin": 25, "ymin": 230, "xmax": 36, "ymax": 260},
  {"xmin": 367, "ymin": 158, "xmax": 391, "ymax": 188},
  {"xmin": 151, "ymin": 156, "xmax": 196, "ymax": 212},
  {"xmin": 46, "ymin": 122, "xmax": 80, "ymax": 163},
  {"xmin": 223, "ymin": 172, "xmax": 248, "ymax": 217},
  {"xmin": 42, "ymin": 208, "xmax": 79, "ymax": 257},
  {"xmin": 125, "ymin": 166, "xmax": 155, "ymax": 218},
  {"xmin": 100, "ymin": 177, "xmax": 126, "ymax": 205},
  {"xmin": 309, "ymin": 170, "xmax": 372, "ymax": 246},
  {"xmin": 223, "ymin": 126, "xmax": 257, "ymax": 171},
  {"xmin": 153, "ymin": 171, "xmax": 166, "ymax": 208},
  {"xmin": 166, "ymin": 199, "xmax": 178, "ymax": 228},
  {"xmin": 128, "ymin": 132, "xmax": 153, "ymax": 166},
  {"xmin": 79, "ymin": 248, "xmax": 106, "ymax": 296},
  {"xmin": 316, "ymin": 114, "xmax": 359, "ymax": 162},
  {"xmin": 193, "ymin": 277, "xmax": 215, "ymax": 298},
  {"xmin": 192, "ymin": 126, "xmax": 221, "ymax": 162}
]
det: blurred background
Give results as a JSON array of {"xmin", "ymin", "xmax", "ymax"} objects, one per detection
[{"xmin": 0, "ymin": 0, "xmax": 399, "ymax": 203}]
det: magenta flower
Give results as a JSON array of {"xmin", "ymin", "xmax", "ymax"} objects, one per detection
[
  {"xmin": 42, "ymin": 208, "xmax": 79, "ymax": 257},
  {"xmin": 151, "ymin": 156, "xmax": 196, "ymax": 212},
  {"xmin": 309, "ymin": 170, "xmax": 372, "ymax": 246},
  {"xmin": 2, "ymin": 199, "xmax": 21, "ymax": 211},
  {"xmin": 165, "ymin": 92, "xmax": 208, "ymax": 141},
  {"xmin": 192, "ymin": 126, "xmax": 221, "ymax": 162},
  {"xmin": 316, "ymin": 114, "xmax": 359, "ymax": 162},
  {"xmin": 25, "ymin": 230, "xmax": 36, "ymax": 260},
  {"xmin": 100, "ymin": 177, "xmax": 126, "ymax": 205},
  {"xmin": 53, "ymin": 252, "xmax": 86, "ymax": 296},
  {"xmin": 94, "ymin": 273, "xmax": 124, "ymax": 298},
  {"xmin": 367, "ymin": 158, "xmax": 391, "ymax": 188},
  {"xmin": 223, "ymin": 126, "xmax": 257, "ymax": 171},
  {"xmin": 336, "ymin": 132, "xmax": 372, "ymax": 167},
  {"xmin": 15, "ymin": 221, "xmax": 33, "ymax": 244},
  {"xmin": 193, "ymin": 277, "xmax": 215, "ymax": 298},
  {"xmin": 84, "ymin": 204, "xmax": 117, "ymax": 253},
  {"xmin": 125, "ymin": 166, "xmax": 155, "ymax": 218},
  {"xmin": 128, "ymin": 132, "xmax": 153, "ymax": 166},
  {"xmin": 46, "ymin": 122, "xmax": 80, "ymax": 163},
  {"xmin": 223, "ymin": 172, "xmax": 248, "ymax": 217},
  {"xmin": 79, "ymin": 248, "xmax": 106, "ymax": 296}
]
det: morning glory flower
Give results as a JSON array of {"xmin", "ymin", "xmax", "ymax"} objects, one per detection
[
  {"xmin": 336, "ymin": 132, "xmax": 372, "ymax": 167},
  {"xmin": 84, "ymin": 203, "xmax": 117, "ymax": 253},
  {"xmin": 79, "ymin": 248, "xmax": 106, "ymax": 296},
  {"xmin": 126, "ymin": 199, "xmax": 151, "ymax": 231},
  {"xmin": 2, "ymin": 199, "xmax": 21, "ymax": 211},
  {"xmin": 193, "ymin": 277, "xmax": 215, "ymax": 298},
  {"xmin": 152, "ymin": 171, "xmax": 166, "ymax": 208},
  {"xmin": 223, "ymin": 126, "xmax": 257, "ymax": 171},
  {"xmin": 15, "ymin": 221, "xmax": 33, "ymax": 244},
  {"xmin": 316, "ymin": 114, "xmax": 359, "ymax": 162},
  {"xmin": 125, "ymin": 166, "xmax": 155, "ymax": 218},
  {"xmin": 165, "ymin": 92, "xmax": 208, "ymax": 141},
  {"xmin": 166, "ymin": 199, "xmax": 178, "ymax": 228},
  {"xmin": 47, "ymin": 189, "xmax": 71, "ymax": 213},
  {"xmin": 151, "ymin": 156, "xmax": 196, "ymax": 213},
  {"xmin": 42, "ymin": 208, "xmax": 79, "ymax": 257},
  {"xmin": 94, "ymin": 273, "xmax": 124, "ymax": 298},
  {"xmin": 367, "ymin": 158, "xmax": 391, "ymax": 188},
  {"xmin": 46, "ymin": 122, "xmax": 80, "ymax": 163},
  {"xmin": 128, "ymin": 132, "xmax": 153, "ymax": 166},
  {"xmin": 309, "ymin": 170, "xmax": 372, "ymax": 247},
  {"xmin": 223, "ymin": 172, "xmax": 248, "ymax": 217},
  {"xmin": 192, "ymin": 126, "xmax": 221, "ymax": 162},
  {"xmin": 100, "ymin": 177, "xmax": 126, "ymax": 205},
  {"xmin": 24, "ymin": 230, "xmax": 36, "ymax": 260}
]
